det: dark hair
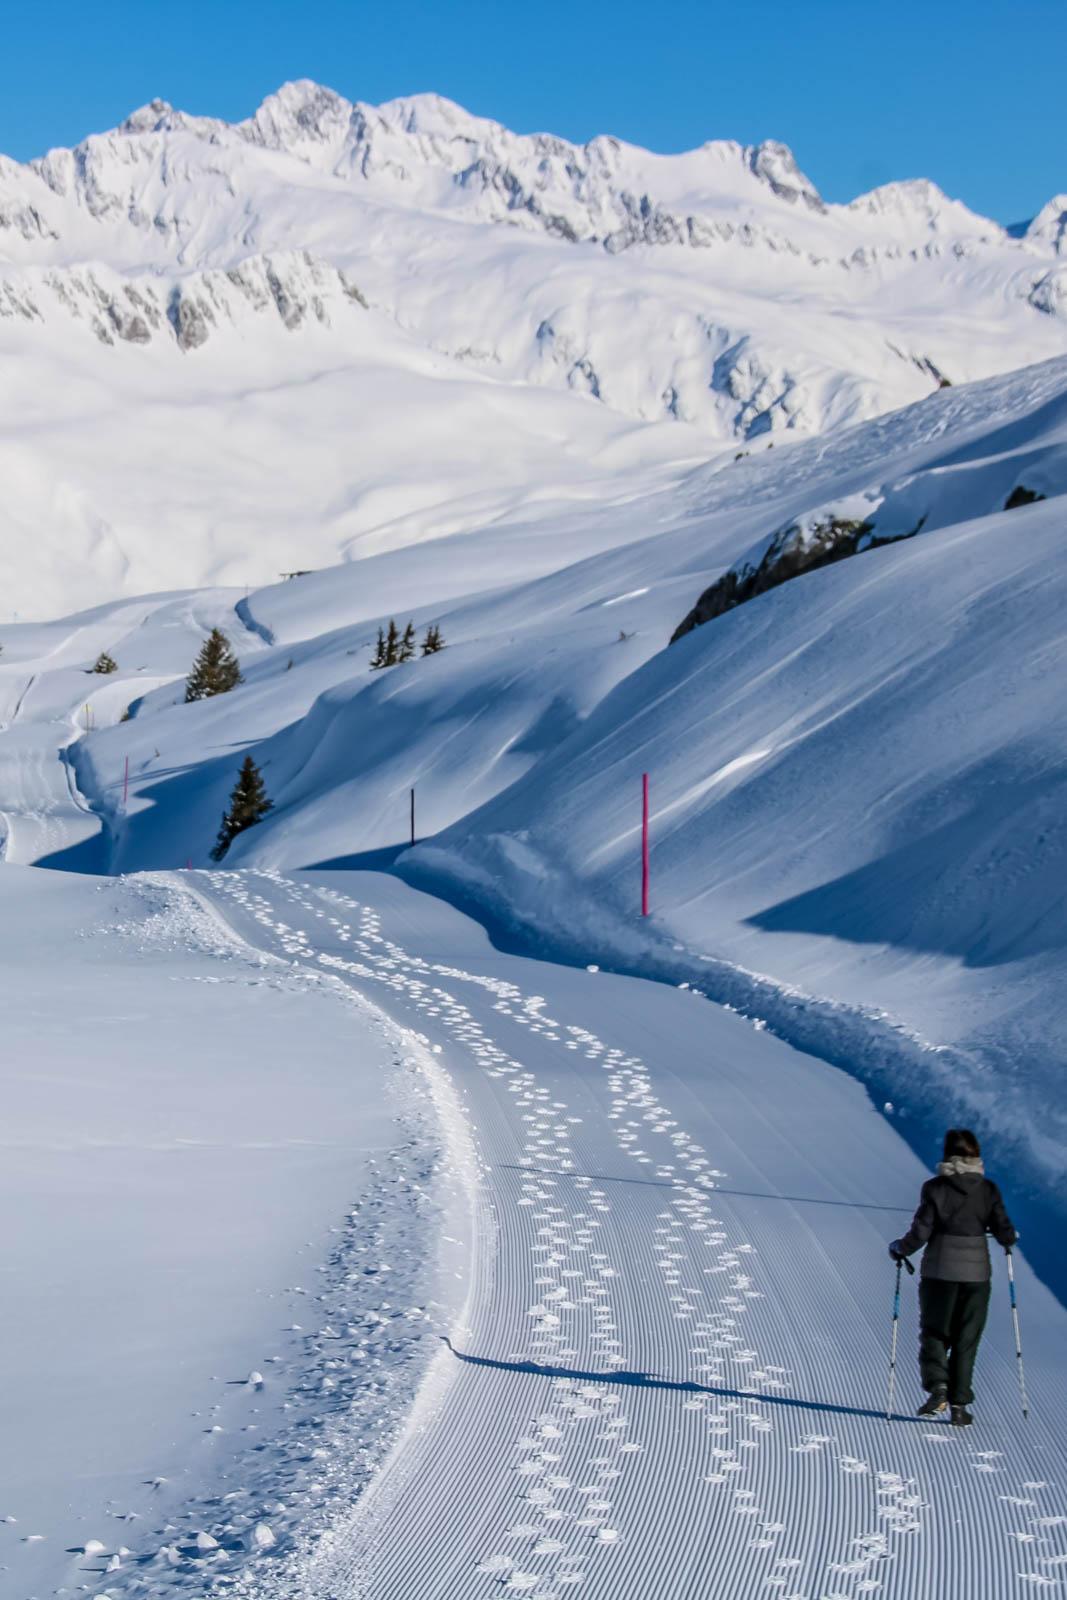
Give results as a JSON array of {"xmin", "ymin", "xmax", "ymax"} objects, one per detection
[{"xmin": 943, "ymin": 1128, "xmax": 981, "ymax": 1161}]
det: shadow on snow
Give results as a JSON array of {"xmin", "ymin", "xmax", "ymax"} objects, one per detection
[{"xmin": 441, "ymin": 1337, "xmax": 926, "ymax": 1425}]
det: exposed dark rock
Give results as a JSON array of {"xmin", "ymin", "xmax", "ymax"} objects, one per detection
[
  {"xmin": 168, "ymin": 287, "xmax": 212, "ymax": 350},
  {"xmin": 670, "ymin": 513, "xmax": 926, "ymax": 644},
  {"xmin": 1005, "ymin": 485, "xmax": 1046, "ymax": 509}
]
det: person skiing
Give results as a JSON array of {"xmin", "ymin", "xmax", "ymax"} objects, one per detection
[{"xmin": 889, "ymin": 1128, "xmax": 1016, "ymax": 1427}]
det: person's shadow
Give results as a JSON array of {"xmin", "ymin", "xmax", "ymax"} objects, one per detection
[{"xmin": 440, "ymin": 1337, "xmax": 924, "ymax": 1424}]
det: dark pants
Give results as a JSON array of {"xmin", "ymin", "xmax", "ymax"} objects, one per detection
[{"xmin": 919, "ymin": 1278, "xmax": 990, "ymax": 1405}]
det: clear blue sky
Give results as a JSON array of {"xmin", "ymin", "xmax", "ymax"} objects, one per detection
[{"xmin": 0, "ymin": 0, "xmax": 1061, "ymax": 224}]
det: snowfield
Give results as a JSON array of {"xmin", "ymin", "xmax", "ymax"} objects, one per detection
[
  {"xmin": 2, "ymin": 84, "xmax": 1066, "ymax": 1599},
  {"xmin": 0, "ymin": 866, "xmax": 469, "ymax": 1600}
]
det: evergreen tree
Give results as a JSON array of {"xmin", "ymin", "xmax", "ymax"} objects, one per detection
[
  {"xmin": 421, "ymin": 624, "xmax": 445, "ymax": 655},
  {"xmin": 210, "ymin": 755, "xmax": 272, "ymax": 861},
  {"xmin": 91, "ymin": 651, "xmax": 118, "ymax": 674},
  {"xmin": 384, "ymin": 618, "xmax": 400, "ymax": 666},
  {"xmin": 185, "ymin": 628, "xmax": 243, "ymax": 703},
  {"xmin": 370, "ymin": 626, "xmax": 388, "ymax": 669},
  {"xmin": 398, "ymin": 621, "xmax": 417, "ymax": 663}
]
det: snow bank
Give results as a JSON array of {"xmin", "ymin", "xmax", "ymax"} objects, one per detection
[{"xmin": 0, "ymin": 866, "xmax": 448, "ymax": 1598}]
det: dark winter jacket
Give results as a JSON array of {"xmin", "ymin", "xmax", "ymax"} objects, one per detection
[{"xmin": 893, "ymin": 1158, "xmax": 1016, "ymax": 1282}]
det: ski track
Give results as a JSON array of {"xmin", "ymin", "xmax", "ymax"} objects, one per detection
[{"xmin": 103, "ymin": 866, "xmax": 1067, "ymax": 1600}]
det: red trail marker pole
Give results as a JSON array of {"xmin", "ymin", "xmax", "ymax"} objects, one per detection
[{"xmin": 641, "ymin": 772, "xmax": 650, "ymax": 917}]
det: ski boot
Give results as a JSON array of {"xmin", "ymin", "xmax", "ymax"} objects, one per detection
[
  {"xmin": 950, "ymin": 1404, "xmax": 974, "ymax": 1428},
  {"xmin": 917, "ymin": 1388, "xmax": 948, "ymax": 1418}
]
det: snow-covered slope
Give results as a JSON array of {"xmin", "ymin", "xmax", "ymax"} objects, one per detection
[
  {"xmin": 2, "ymin": 82, "xmax": 1067, "ymax": 615},
  {"xmin": 3, "ymin": 355, "xmax": 1066, "ymax": 1247}
]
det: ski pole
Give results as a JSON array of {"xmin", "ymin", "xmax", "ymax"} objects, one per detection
[
  {"xmin": 886, "ymin": 1254, "xmax": 914, "ymax": 1420},
  {"xmin": 1005, "ymin": 1250, "xmax": 1030, "ymax": 1420}
]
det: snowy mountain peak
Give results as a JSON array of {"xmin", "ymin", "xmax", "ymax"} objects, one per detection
[
  {"xmin": 120, "ymin": 98, "xmax": 176, "ymax": 134},
  {"xmin": 1028, "ymin": 194, "xmax": 1067, "ymax": 254},
  {"xmin": 376, "ymin": 90, "xmax": 496, "ymax": 140},
  {"xmin": 242, "ymin": 79, "xmax": 354, "ymax": 152},
  {"xmin": 847, "ymin": 177, "xmax": 999, "ymax": 235},
  {"xmin": 745, "ymin": 138, "xmax": 825, "ymax": 211}
]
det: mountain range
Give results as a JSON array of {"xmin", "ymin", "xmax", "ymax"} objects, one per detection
[{"xmin": 2, "ymin": 80, "xmax": 1066, "ymax": 614}]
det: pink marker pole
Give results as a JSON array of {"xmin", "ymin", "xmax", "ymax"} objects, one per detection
[
  {"xmin": 122, "ymin": 755, "xmax": 129, "ymax": 812},
  {"xmin": 641, "ymin": 772, "xmax": 650, "ymax": 917}
]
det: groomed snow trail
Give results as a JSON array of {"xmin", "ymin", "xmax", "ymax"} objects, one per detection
[{"xmin": 196, "ymin": 868, "xmax": 1067, "ymax": 1600}]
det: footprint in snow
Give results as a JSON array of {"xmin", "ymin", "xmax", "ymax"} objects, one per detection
[{"xmin": 477, "ymin": 1553, "xmax": 515, "ymax": 1575}]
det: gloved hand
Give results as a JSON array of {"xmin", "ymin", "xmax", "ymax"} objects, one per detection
[{"xmin": 888, "ymin": 1240, "xmax": 906, "ymax": 1262}]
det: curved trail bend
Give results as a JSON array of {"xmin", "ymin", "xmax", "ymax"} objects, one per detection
[{"xmin": 194, "ymin": 867, "xmax": 1067, "ymax": 1600}]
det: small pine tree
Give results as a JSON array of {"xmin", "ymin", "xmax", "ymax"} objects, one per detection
[
  {"xmin": 384, "ymin": 619, "xmax": 400, "ymax": 666},
  {"xmin": 210, "ymin": 754, "xmax": 272, "ymax": 861},
  {"xmin": 185, "ymin": 628, "xmax": 243, "ymax": 703},
  {"xmin": 421, "ymin": 624, "xmax": 445, "ymax": 656},
  {"xmin": 91, "ymin": 651, "xmax": 118, "ymax": 675},
  {"xmin": 370, "ymin": 626, "xmax": 388, "ymax": 669},
  {"xmin": 398, "ymin": 621, "xmax": 417, "ymax": 663}
]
